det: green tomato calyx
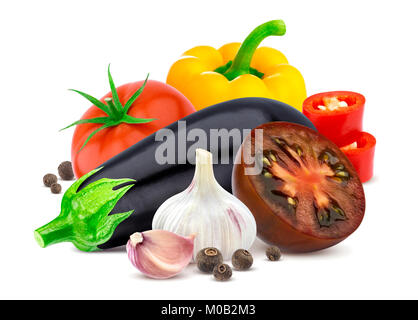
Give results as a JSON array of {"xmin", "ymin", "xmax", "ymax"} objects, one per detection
[{"xmin": 61, "ymin": 65, "xmax": 156, "ymax": 152}]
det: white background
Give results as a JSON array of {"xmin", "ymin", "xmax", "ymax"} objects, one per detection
[{"xmin": 1, "ymin": 0, "xmax": 417, "ymax": 299}]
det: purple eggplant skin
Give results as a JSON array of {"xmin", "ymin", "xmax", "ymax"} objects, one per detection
[{"xmin": 79, "ymin": 97, "xmax": 316, "ymax": 249}]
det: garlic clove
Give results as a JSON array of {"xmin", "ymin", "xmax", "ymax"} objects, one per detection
[
  {"xmin": 152, "ymin": 148, "xmax": 257, "ymax": 261},
  {"xmin": 126, "ymin": 230, "xmax": 195, "ymax": 279}
]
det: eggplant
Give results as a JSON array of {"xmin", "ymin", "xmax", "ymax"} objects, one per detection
[{"xmin": 34, "ymin": 98, "xmax": 315, "ymax": 251}]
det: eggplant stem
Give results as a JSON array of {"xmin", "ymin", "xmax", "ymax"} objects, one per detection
[{"xmin": 34, "ymin": 217, "xmax": 73, "ymax": 248}]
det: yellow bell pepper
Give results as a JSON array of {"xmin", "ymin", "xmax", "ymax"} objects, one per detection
[{"xmin": 167, "ymin": 20, "xmax": 307, "ymax": 111}]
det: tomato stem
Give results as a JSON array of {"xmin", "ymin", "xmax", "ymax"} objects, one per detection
[{"xmin": 105, "ymin": 97, "xmax": 121, "ymax": 121}]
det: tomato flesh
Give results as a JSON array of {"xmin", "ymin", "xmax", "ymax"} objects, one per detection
[{"xmin": 232, "ymin": 122, "xmax": 365, "ymax": 252}]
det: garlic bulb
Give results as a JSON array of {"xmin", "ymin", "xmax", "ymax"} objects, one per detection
[
  {"xmin": 126, "ymin": 230, "xmax": 195, "ymax": 279},
  {"xmin": 152, "ymin": 148, "xmax": 257, "ymax": 260}
]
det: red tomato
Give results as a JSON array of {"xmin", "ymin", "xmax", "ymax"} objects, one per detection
[{"xmin": 71, "ymin": 80, "xmax": 195, "ymax": 178}]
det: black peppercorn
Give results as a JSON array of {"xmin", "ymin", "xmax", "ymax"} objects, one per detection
[
  {"xmin": 232, "ymin": 249, "xmax": 253, "ymax": 270},
  {"xmin": 266, "ymin": 246, "xmax": 281, "ymax": 261},
  {"xmin": 43, "ymin": 173, "xmax": 57, "ymax": 187},
  {"xmin": 50, "ymin": 183, "xmax": 62, "ymax": 194},
  {"xmin": 58, "ymin": 161, "xmax": 74, "ymax": 180},
  {"xmin": 196, "ymin": 247, "xmax": 223, "ymax": 273},
  {"xmin": 213, "ymin": 263, "xmax": 232, "ymax": 281}
]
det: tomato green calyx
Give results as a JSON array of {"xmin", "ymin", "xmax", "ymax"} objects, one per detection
[
  {"xmin": 62, "ymin": 65, "xmax": 156, "ymax": 152},
  {"xmin": 214, "ymin": 20, "xmax": 286, "ymax": 81},
  {"xmin": 34, "ymin": 167, "xmax": 135, "ymax": 251}
]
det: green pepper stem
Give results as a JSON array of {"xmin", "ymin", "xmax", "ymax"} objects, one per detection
[
  {"xmin": 222, "ymin": 20, "xmax": 286, "ymax": 81},
  {"xmin": 34, "ymin": 217, "xmax": 73, "ymax": 248}
]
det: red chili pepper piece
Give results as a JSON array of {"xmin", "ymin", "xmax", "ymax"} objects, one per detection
[
  {"xmin": 302, "ymin": 91, "xmax": 365, "ymax": 146},
  {"xmin": 340, "ymin": 132, "xmax": 376, "ymax": 183}
]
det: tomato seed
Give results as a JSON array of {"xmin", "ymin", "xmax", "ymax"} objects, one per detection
[{"xmin": 263, "ymin": 157, "xmax": 271, "ymax": 167}]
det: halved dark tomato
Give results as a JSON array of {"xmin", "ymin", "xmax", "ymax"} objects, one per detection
[{"xmin": 232, "ymin": 122, "xmax": 365, "ymax": 252}]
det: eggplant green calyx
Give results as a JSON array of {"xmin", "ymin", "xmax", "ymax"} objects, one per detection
[
  {"xmin": 61, "ymin": 65, "xmax": 156, "ymax": 152},
  {"xmin": 214, "ymin": 20, "xmax": 286, "ymax": 81},
  {"xmin": 34, "ymin": 167, "xmax": 135, "ymax": 252}
]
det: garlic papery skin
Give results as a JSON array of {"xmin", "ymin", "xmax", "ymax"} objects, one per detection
[
  {"xmin": 126, "ymin": 230, "xmax": 195, "ymax": 279},
  {"xmin": 152, "ymin": 148, "xmax": 257, "ymax": 261}
]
